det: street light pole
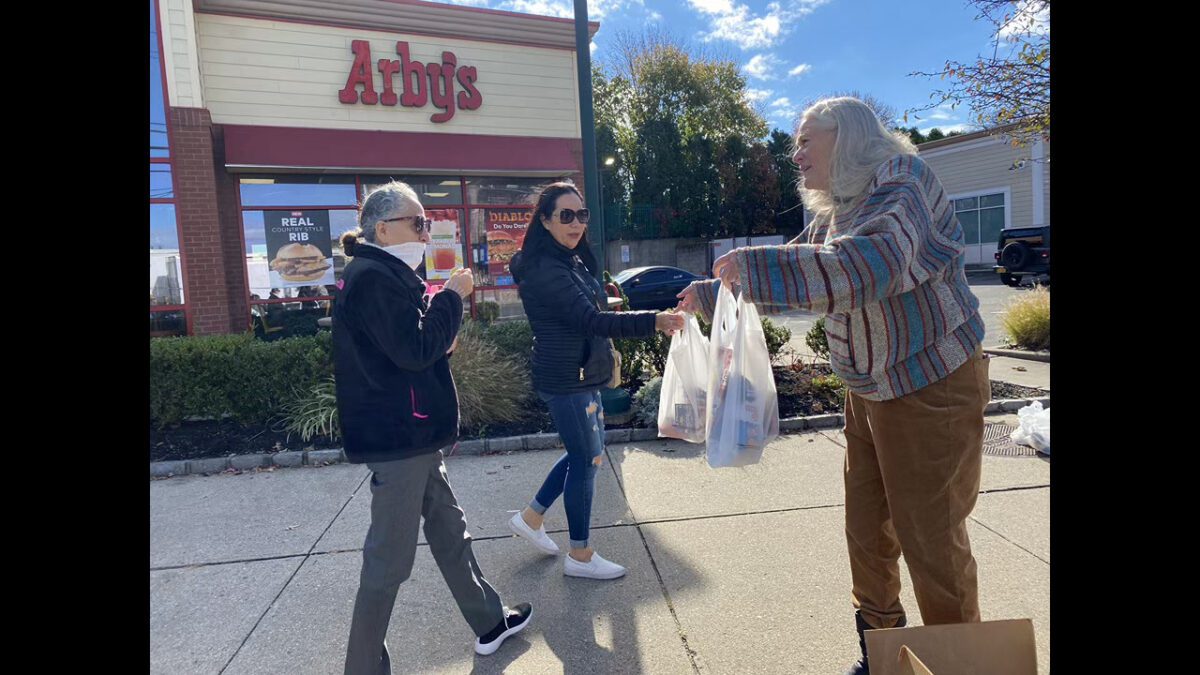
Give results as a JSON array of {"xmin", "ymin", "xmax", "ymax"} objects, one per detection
[
  {"xmin": 598, "ymin": 156, "xmax": 615, "ymax": 256},
  {"xmin": 573, "ymin": 0, "xmax": 605, "ymax": 280}
]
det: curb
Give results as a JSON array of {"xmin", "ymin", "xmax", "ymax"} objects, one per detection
[
  {"xmin": 150, "ymin": 396, "xmax": 1050, "ymax": 479},
  {"xmin": 983, "ymin": 347, "xmax": 1050, "ymax": 363}
]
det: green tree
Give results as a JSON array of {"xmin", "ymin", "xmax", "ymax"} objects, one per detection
[
  {"xmin": 602, "ymin": 30, "xmax": 768, "ymax": 239},
  {"xmin": 767, "ymin": 129, "xmax": 805, "ymax": 234},
  {"xmin": 738, "ymin": 143, "xmax": 781, "ymax": 236},
  {"xmin": 592, "ymin": 65, "xmax": 633, "ymax": 239}
]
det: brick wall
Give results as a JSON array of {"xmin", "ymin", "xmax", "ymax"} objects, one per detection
[{"xmin": 170, "ymin": 107, "xmax": 235, "ymax": 335}]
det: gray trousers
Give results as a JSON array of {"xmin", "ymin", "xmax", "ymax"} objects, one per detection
[{"xmin": 344, "ymin": 449, "xmax": 505, "ymax": 675}]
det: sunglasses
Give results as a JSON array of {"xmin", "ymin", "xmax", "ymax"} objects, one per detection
[
  {"xmin": 554, "ymin": 208, "xmax": 590, "ymax": 225},
  {"xmin": 382, "ymin": 215, "xmax": 432, "ymax": 232}
]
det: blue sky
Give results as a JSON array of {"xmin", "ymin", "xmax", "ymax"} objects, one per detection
[{"xmin": 437, "ymin": 0, "xmax": 1048, "ymax": 136}]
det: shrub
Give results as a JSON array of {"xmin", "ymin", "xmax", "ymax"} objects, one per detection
[
  {"xmin": 613, "ymin": 336, "xmax": 647, "ymax": 383},
  {"xmin": 476, "ymin": 301, "xmax": 500, "ymax": 324},
  {"xmin": 150, "ymin": 332, "xmax": 333, "ymax": 427},
  {"xmin": 449, "ymin": 329, "xmax": 533, "ymax": 429},
  {"xmin": 761, "ymin": 317, "xmax": 791, "ymax": 363},
  {"xmin": 805, "ymin": 317, "xmax": 830, "ymax": 360},
  {"xmin": 810, "ymin": 373, "xmax": 846, "ymax": 398},
  {"xmin": 1001, "ymin": 286, "xmax": 1050, "ymax": 350},
  {"xmin": 461, "ymin": 319, "xmax": 534, "ymax": 366},
  {"xmin": 633, "ymin": 376, "xmax": 663, "ymax": 427},
  {"xmin": 277, "ymin": 376, "xmax": 340, "ymax": 442}
]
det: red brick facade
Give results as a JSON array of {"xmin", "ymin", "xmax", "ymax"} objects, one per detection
[{"xmin": 169, "ymin": 107, "xmax": 247, "ymax": 335}]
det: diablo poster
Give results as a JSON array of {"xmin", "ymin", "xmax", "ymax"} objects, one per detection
[{"xmin": 485, "ymin": 209, "xmax": 530, "ymax": 286}]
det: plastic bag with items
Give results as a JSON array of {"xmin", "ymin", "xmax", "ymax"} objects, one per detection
[
  {"xmin": 1010, "ymin": 401, "xmax": 1050, "ymax": 455},
  {"xmin": 704, "ymin": 284, "xmax": 779, "ymax": 468},
  {"xmin": 657, "ymin": 314, "xmax": 711, "ymax": 443}
]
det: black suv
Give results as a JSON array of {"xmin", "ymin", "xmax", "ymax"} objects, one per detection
[{"xmin": 993, "ymin": 226, "xmax": 1050, "ymax": 287}]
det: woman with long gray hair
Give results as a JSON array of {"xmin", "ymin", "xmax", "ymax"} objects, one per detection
[{"xmin": 679, "ymin": 97, "xmax": 990, "ymax": 675}]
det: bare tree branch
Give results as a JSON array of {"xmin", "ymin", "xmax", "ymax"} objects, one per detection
[{"xmin": 908, "ymin": 0, "xmax": 1049, "ymax": 145}]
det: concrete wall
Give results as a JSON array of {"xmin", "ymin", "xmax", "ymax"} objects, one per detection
[{"xmin": 606, "ymin": 238, "xmax": 711, "ymax": 277}]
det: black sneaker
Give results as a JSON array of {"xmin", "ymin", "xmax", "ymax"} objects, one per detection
[{"xmin": 474, "ymin": 603, "xmax": 532, "ymax": 656}]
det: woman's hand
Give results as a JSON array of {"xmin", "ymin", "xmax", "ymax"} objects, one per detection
[
  {"xmin": 655, "ymin": 310, "xmax": 686, "ymax": 335},
  {"xmin": 712, "ymin": 251, "xmax": 740, "ymax": 288},
  {"xmin": 443, "ymin": 268, "xmax": 475, "ymax": 299},
  {"xmin": 675, "ymin": 283, "xmax": 700, "ymax": 313}
]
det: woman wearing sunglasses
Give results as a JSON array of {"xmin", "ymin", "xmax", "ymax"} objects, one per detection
[
  {"xmin": 334, "ymin": 181, "xmax": 532, "ymax": 671},
  {"xmin": 506, "ymin": 182, "xmax": 685, "ymax": 580}
]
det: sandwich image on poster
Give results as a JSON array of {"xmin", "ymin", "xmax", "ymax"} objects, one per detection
[
  {"xmin": 265, "ymin": 210, "xmax": 335, "ymax": 287},
  {"xmin": 271, "ymin": 243, "xmax": 332, "ymax": 281}
]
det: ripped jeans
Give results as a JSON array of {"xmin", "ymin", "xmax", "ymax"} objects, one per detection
[{"xmin": 530, "ymin": 389, "xmax": 606, "ymax": 549}]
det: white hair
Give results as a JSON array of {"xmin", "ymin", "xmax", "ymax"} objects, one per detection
[{"xmin": 797, "ymin": 96, "xmax": 918, "ymax": 216}]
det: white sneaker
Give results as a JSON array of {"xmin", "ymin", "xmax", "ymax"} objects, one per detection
[
  {"xmin": 563, "ymin": 552, "xmax": 626, "ymax": 580},
  {"xmin": 508, "ymin": 512, "xmax": 559, "ymax": 555}
]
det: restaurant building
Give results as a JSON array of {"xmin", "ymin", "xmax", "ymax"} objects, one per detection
[{"xmin": 150, "ymin": 0, "xmax": 597, "ymax": 336}]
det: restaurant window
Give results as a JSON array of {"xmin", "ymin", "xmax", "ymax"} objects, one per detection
[
  {"xmin": 240, "ymin": 173, "xmax": 566, "ymax": 333},
  {"xmin": 242, "ymin": 202, "xmax": 357, "ymax": 340},
  {"xmin": 149, "ymin": 0, "xmax": 186, "ymax": 336},
  {"xmin": 361, "ymin": 176, "xmax": 464, "ymax": 206}
]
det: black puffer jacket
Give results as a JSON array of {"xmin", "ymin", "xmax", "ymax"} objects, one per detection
[
  {"xmin": 511, "ymin": 245, "xmax": 657, "ymax": 395},
  {"xmin": 332, "ymin": 244, "xmax": 462, "ymax": 464}
]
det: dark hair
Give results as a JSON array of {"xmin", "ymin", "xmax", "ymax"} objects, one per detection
[
  {"xmin": 518, "ymin": 182, "xmax": 600, "ymax": 275},
  {"xmin": 340, "ymin": 229, "xmax": 363, "ymax": 256}
]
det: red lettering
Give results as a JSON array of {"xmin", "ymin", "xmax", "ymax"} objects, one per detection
[
  {"xmin": 341, "ymin": 40, "xmax": 482, "ymax": 118},
  {"xmin": 338, "ymin": 40, "xmax": 378, "ymax": 105},
  {"xmin": 377, "ymin": 59, "xmax": 401, "ymax": 106},
  {"xmin": 456, "ymin": 65, "xmax": 482, "ymax": 110},
  {"xmin": 397, "ymin": 42, "xmax": 427, "ymax": 107},
  {"xmin": 427, "ymin": 52, "xmax": 457, "ymax": 123}
]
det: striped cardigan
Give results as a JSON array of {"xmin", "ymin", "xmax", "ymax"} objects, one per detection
[{"xmin": 694, "ymin": 154, "xmax": 984, "ymax": 401}]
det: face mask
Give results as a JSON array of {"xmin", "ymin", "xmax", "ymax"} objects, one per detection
[{"xmin": 383, "ymin": 242, "xmax": 427, "ymax": 270}]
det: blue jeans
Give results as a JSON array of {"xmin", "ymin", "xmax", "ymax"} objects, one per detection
[{"xmin": 530, "ymin": 390, "xmax": 605, "ymax": 549}]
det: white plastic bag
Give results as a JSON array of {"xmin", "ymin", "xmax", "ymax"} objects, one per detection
[
  {"xmin": 658, "ymin": 315, "xmax": 711, "ymax": 443},
  {"xmin": 704, "ymin": 284, "xmax": 780, "ymax": 468},
  {"xmin": 1010, "ymin": 401, "xmax": 1050, "ymax": 455}
]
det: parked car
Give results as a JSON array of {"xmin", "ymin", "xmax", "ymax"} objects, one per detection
[
  {"xmin": 993, "ymin": 225, "xmax": 1050, "ymax": 287},
  {"xmin": 613, "ymin": 265, "xmax": 704, "ymax": 310}
]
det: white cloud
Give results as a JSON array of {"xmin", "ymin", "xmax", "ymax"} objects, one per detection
[
  {"xmin": 998, "ymin": 0, "xmax": 1050, "ymax": 40},
  {"xmin": 924, "ymin": 103, "xmax": 960, "ymax": 122},
  {"xmin": 690, "ymin": 0, "xmax": 736, "ymax": 12},
  {"xmin": 770, "ymin": 97, "xmax": 792, "ymax": 108},
  {"xmin": 647, "ymin": 9, "xmax": 663, "ymax": 22},
  {"xmin": 744, "ymin": 88, "xmax": 773, "ymax": 103},
  {"xmin": 686, "ymin": 0, "xmax": 831, "ymax": 50},
  {"xmin": 787, "ymin": 63, "xmax": 812, "ymax": 78},
  {"xmin": 769, "ymin": 103, "xmax": 802, "ymax": 124},
  {"xmin": 417, "ymin": 0, "xmax": 647, "ymax": 20},
  {"xmin": 743, "ymin": 53, "xmax": 783, "ymax": 80},
  {"xmin": 495, "ymin": 0, "xmax": 644, "ymax": 20},
  {"xmin": 497, "ymin": 0, "xmax": 573, "ymax": 18},
  {"xmin": 591, "ymin": 0, "xmax": 646, "ymax": 19},
  {"xmin": 917, "ymin": 123, "xmax": 974, "ymax": 135}
]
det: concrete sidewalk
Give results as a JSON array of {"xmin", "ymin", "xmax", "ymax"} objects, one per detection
[{"xmin": 151, "ymin": 417, "xmax": 1049, "ymax": 674}]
